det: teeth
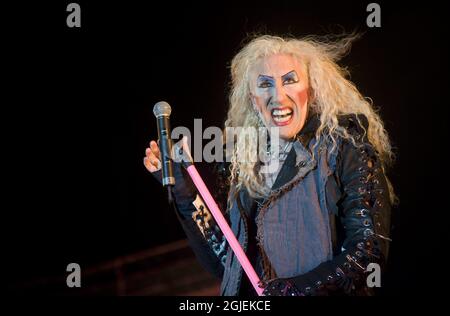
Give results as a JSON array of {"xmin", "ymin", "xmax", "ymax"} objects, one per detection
[
  {"xmin": 271, "ymin": 108, "xmax": 293, "ymax": 123},
  {"xmin": 272, "ymin": 108, "xmax": 293, "ymax": 116},
  {"xmin": 272, "ymin": 113, "xmax": 292, "ymax": 123}
]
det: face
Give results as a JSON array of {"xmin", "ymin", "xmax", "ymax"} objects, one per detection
[{"xmin": 249, "ymin": 54, "xmax": 309, "ymax": 140}]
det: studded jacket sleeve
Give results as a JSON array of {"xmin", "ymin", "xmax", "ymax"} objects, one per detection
[
  {"xmin": 152, "ymin": 162, "xmax": 227, "ymax": 279},
  {"xmin": 263, "ymin": 116, "xmax": 392, "ymax": 296}
]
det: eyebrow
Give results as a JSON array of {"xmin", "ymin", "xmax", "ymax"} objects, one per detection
[
  {"xmin": 257, "ymin": 70, "xmax": 298, "ymax": 81},
  {"xmin": 281, "ymin": 70, "xmax": 298, "ymax": 80},
  {"xmin": 257, "ymin": 74, "xmax": 274, "ymax": 81}
]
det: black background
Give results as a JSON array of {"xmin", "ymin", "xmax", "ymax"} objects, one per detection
[{"xmin": 5, "ymin": 0, "xmax": 449, "ymax": 296}]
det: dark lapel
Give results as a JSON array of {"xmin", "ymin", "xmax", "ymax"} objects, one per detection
[
  {"xmin": 271, "ymin": 147, "xmax": 298, "ymax": 190},
  {"xmin": 271, "ymin": 113, "xmax": 320, "ymax": 190}
]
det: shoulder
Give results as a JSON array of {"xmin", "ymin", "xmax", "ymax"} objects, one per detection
[
  {"xmin": 334, "ymin": 114, "xmax": 375, "ymax": 171},
  {"xmin": 337, "ymin": 113, "xmax": 369, "ymax": 141}
]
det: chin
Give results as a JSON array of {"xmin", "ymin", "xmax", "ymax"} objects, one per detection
[
  {"xmin": 279, "ymin": 132, "xmax": 296, "ymax": 140},
  {"xmin": 279, "ymin": 124, "xmax": 303, "ymax": 139}
]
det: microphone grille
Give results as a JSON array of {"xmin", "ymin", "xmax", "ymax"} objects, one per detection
[{"xmin": 153, "ymin": 101, "xmax": 172, "ymax": 117}]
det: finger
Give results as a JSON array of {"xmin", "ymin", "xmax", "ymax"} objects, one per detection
[
  {"xmin": 144, "ymin": 157, "xmax": 160, "ymax": 173},
  {"xmin": 146, "ymin": 152, "xmax": 160, "ymax": 168},
  {"xmin": 150, "ymin": 140, "xmax": 161, "ymax": 160},
  {"xmin": 145, "ymin": 148, "xmax": 158, "ymax": 162},
  {"xmin": 143, "ymin": 157, "xmax": 155, "ymax": 172}
]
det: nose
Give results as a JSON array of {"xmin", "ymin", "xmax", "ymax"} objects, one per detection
[{"xmin": 271, "ymin": 81, "xmax": 287, "ymax": 105}]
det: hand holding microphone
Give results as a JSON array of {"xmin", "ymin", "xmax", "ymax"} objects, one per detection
[
  {"xmin": 144, "ymin": 136, "xmax": 191, "ymax": 174},
  {"xmin": 152, "ymin": 101, "xmax": 175, "ymax": 186},
  {"xmin": 144, "ymin": 140, "xmax": 162, "ymax": 173},
  {"xmin": 144, "ymin": 101, "xmax": 196, "ymax": 212},
  {"xmin": 145, "ymin": 101, "xmax": 193, "ymax": 176}
]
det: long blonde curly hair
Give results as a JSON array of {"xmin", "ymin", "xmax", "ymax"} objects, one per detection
[{"xmin": 224, "ymin": 34, "xmax": 395, "ymax": 203}]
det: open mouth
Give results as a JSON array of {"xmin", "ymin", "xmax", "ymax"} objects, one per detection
[{"xmin": 271, "ymin": 107, "xmax": 293, "ymax": 126}]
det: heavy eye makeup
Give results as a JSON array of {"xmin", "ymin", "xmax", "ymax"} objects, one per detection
[
  {"xmin": 257, "ymin": 75, "xmax": 274, "ymax": 88},
  {"xmin": 281, "ymin": 70, "xmax": 299, "ymax": 85},
  {"xmin": 256, "ymin": 70, "xmax": 299, "ymax": 88}
]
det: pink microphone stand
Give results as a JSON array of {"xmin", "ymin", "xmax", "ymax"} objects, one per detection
[{"xmin": 185, "ymin": 164, "xmax": 264, "ymax": 296}]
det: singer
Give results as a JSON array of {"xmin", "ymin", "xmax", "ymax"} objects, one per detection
[{"xmin": 144, "ymin": 34, "xmax": 394, "ymax": 296}]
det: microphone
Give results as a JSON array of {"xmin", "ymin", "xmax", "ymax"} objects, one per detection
[{"xmin": 153, "ymin": 101, "xmax": 175, "ymax": 187}]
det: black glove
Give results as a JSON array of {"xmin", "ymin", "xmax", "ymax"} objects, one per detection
[
  {"xmin": 151, "ymin": 138, "xmax": 198, "ymax": 218},
  {"xmin": 152, "ymin": 162, "xmax": 197, "ymax": 217}
]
